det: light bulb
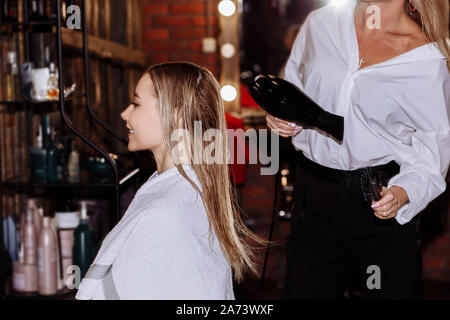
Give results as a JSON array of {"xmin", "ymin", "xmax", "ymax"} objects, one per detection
[
  {"xmin": 218, "ymin": 0, "xmax": 236, "ymax": 17},
  {"xmin": 221, "ymin": 85, "xmax": 237, "ymax": 102},
  {"xmin": 221, "ymin": 44, "xmax": 235, "ymax": 58}
]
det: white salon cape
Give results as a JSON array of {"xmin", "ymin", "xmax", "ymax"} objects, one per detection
[
  {"xmin": 286, "ymin": 0, "xmax": 450, "ymax": 225},
  {"xmin": 75, "ymin": 165, "xmax": 235, "ymax": 300}
]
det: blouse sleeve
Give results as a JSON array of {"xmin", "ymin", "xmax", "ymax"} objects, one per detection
[
  {"xmin": 284, "ymin": 15, "xmax": 311, "ymax": 89},
  {"xmin": 388, "ymin": 129, "xmax": 450, "ymax": 225},
  {"xmin": 388, "ymin": 76, "xmax": 450, "ymax": 225},
  {"xmin": 284, "ymin": 15, "xmax": 313, "ymax": 149}
]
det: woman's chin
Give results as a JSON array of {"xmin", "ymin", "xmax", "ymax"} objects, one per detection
[
  {"xmin": 127, "ymin": 143, "xmax": 137, "ymax": 152},
  {"xmin": 128, "ymin": 143, "xmax": 147, "ymax": 152}
]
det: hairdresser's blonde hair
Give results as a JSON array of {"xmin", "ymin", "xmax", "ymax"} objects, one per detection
[
  {"xmin": 407, "ymin": 0, "xmax": 450, "ymax": 71},
  {"xmin": 147, "ymin": 62, "xmax": 267, "ymax": 282}
]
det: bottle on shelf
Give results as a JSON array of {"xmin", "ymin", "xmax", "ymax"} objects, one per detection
[
  {"xmin": 49, "ymin": 215, "xmax": 64, "ymax": 291},
  {"xmin": 19, "ymin": 62, "xmax": 34, "ymax": 101},
  {"xmin": 55, "ymin": 204, "xmax": 80, "ymax": 285},
  {"xmin": 27, "ymin": 198, "xmax": 42, "ymax": 236},
  {"xmin": 54, "ymin": 131, "xmax": 66, "ymax": 182},
  {"xmin": 29, "ymin": 124, "xmax": 48, "ymax": 182},
  {"xmin": 6, "ymin": 51, "xmax": 21, "ymax": 101},
  {"xmin": 29, "ymin": 35, "xmax": 51, "ymax": 101},
  {"xmin": 31, "ymin": 66, "xmax": 50, "ymax": 101},
  {"xmin": 73, "ymin": 201, "xmax": 97, "ymax": 280},
  {"xmin": 68, "ymin": 141, "xmax": 80, "ymax": 183},
  {"xmin": 41, "ymin": 114, "xmax": 51, "ymax": 148},
  {"xmin": 44, "ymin": 46, "xmax": 50, "ymax": 66},
  {"xmin": 46, "ymin": 127, "xmax": 59, "ymax": 183},
  {"xmin": 38, "ymin": 217, "xmax": 58, "ymax": 295},
  {"xmin": 23, "ymin": 205, "xmax": 38, "ymax": 266},
  {"xmin": 47, "ymin": 62, "xmax": 59, "ymax": 101},
  {"xmin": 28, "ymin": 0, "xmax": 48, "ymax": 21},
  {"xmin": 12, "ymin": 243, "xmax": 38, "ymax": 293}
]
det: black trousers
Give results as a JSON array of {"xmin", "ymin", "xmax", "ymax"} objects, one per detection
[{"xmin": 285, "ymin": 153, "xmax": 422, "ymax": 299}]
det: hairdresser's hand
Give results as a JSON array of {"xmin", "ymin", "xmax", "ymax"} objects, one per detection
[
  {"xmin": 371, "ymin": 186, "xmax": 409, "ymax": 220},
  {"xmin": 266, "ymin": 114, "xmax": 302, "ymax": 138}
]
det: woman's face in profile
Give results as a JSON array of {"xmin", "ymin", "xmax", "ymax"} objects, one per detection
[{"xmin": 121, "ymin": 73, "xmax": 163, "ymax": 152}]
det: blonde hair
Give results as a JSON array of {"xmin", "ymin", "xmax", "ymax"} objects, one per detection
[
  {"xmin": 147, "ymin": 62, "xmax": 267, "ymax": 282},
  {"xmin": 407, "ymin": 0, "xmax": 450, "ymax": 71}
]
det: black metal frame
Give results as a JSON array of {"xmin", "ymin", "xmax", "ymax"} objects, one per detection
[{"xmin": 0, "ymin": 0, "xmax": 141, "ymax": 300}]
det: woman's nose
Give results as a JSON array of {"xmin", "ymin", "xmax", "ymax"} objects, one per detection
[{"xmin": 121, "ymin": 105, "xmax": 132, "ymax": 121}]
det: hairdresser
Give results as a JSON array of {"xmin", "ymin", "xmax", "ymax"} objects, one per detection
[{"xmin": 267, "ymin": 0, "xmax": 450, "ymax": 299}]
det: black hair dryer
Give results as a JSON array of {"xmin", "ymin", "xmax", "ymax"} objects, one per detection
[{"xmin": 248, "ymin": 74, "xmax": 344, "ymax": 143}]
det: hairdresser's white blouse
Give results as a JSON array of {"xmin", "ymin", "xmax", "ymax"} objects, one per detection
[
  {"xmin": 76, "ymin": 165, "xmax": 235, "ymax": 300},
  {"xmin": 286, "ymin": 0, "xmax": 450, "ymax": 225}
]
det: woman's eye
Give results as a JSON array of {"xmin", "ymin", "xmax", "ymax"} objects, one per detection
[{"xmin": 131, "ymin": 101, "xmax": 139, "ymax": 107}]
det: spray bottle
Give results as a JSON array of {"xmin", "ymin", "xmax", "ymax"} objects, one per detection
[{"xmin": 72, "ymin": 201, "xmax": 96, "ymax": 280}]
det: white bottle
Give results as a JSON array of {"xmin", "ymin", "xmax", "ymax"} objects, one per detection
[
  {"xmin": 68, "ymin": 141, "xmax": 80, "ymax": 183},
  {"xmin": 38, "ymin": 217, "xmax": 58, "ymax": 295},
  {"xmin": 27, "ymin": 199, "xmax": 42, "ymax": 236}
]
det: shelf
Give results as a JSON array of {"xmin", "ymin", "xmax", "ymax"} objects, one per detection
[
  {"xmin": 6, "ymin": 288, "xmax": 76, "ymax": 300},
  {"xmin": 1, "ymin": 20, "xmax": 57, "ymax": 27},
  {"xmin": 62, "ymin": 28, "xmax": 148, "ymax": 67},
  {"xmin": 0, "ymin": 20, "xmax": 57, "ymax": 32},
  {"xmin": 0, "ymin": 93, "xmax": 85, "ymax": 106},
  {"xmin": 0, "ymin": 169, "xmax": 144, "ymax": 199},
  {"xmin": 2, "ymin": 167, "xmax": 140, "ymax": 188}
]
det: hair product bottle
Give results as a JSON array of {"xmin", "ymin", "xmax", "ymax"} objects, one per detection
[
  {"xmin": 24, "ymin": 206, "xmax": 37, "ymax": 266},
  {"xmin": 28, "ymin": 0, "xmax": 47, "ymax": 21},
  {"xmin": 19, "ymin": 62, "xmax": 34, "ymax": 102},
  {"xmin": 67, "ymin": 141, "xmax": 80, "ymax": 183},
  {"xmin": 73, "ymin": 201, "xmax": 96, "ymax": 279},
  {"xmin": 50, "ymin": 216, "xmax": 63, "ymax": 291},
  {"xmin": 38, "ymin": 217, "xmax": 57, "ymax": 295},
  {"xmin": 55, "ymin": 209, "xmax": 79, "ymax": 285},
  {"xmin": 6, "ymin": 51, "xmax": 20, "ymax": 101},
  {"xmin": 47, "ymin": 62, "xmax": 59, "ymax": 100},
  {"xmin": 12, "ymin": 244, "xmax": 38, "ymax": 293},
  {"xmin": 29, "ymin": 125, "xmax": 48, "ymax": 182},
  {"xmin": 27, "ymin": 199, "xmax": 42, "ymax": 236},
  {"xmin": 46, "ymin": 127, "xmax": 59, "ymax": 183}
]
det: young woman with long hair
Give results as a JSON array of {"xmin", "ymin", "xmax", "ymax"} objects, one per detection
[{"xmin": 76, "ymin": 62, "xmax": 266, "ymax": 300}]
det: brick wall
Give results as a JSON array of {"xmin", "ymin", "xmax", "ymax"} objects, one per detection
[{"xmin": 141, "ymin": 0, "xmax": 220, "ymax": 77}]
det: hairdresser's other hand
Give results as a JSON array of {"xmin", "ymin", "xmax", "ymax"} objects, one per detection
[
  {"xmin": 266, "ymin": 114, "xmax": 302, "ymax": 138},
  {"xmin": 371, "ymin": 186, "xmax": 409, "ymax": 220}
]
